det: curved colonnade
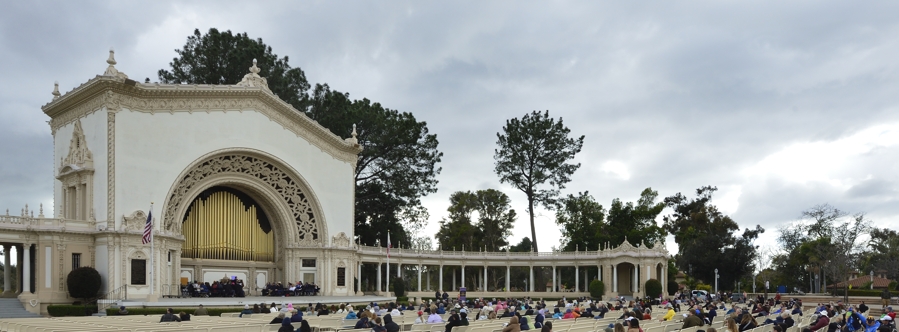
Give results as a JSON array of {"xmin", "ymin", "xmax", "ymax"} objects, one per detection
[{"xmin": 354, "ymin": 240, "xmax": 669, "ymax": 299}]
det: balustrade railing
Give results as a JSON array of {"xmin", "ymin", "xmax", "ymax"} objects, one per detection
[
  {"xmin": 356, "ymin": 243, "xmax": 664, "ymax": 259},
  {"xmin": 97, "ymin": 284, "xmax": 128, "ymax": 312}
]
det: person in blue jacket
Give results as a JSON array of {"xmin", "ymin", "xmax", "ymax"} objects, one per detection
[{"xmin": 534, "ymin": 309, "xmax": 545, "ymax": 328}]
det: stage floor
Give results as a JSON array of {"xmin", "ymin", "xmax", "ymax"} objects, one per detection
[{"xmin": 118, "ymin": 295, "xmax": 397, "ymax": 308}]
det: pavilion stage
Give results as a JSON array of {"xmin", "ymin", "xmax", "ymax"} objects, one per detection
[{"xmin": 117, "ymin": 295, "xmax": 396, "ymax": 308}]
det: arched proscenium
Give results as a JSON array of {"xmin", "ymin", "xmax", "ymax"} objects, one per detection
[{"xmin": 163, "ymin": 149, "xmax": 326, "ymax": 245}]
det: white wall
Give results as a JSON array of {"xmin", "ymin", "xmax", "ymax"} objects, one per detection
[{"xmin": 113, "ymin": 108, "xmax": 355, "ymax": 243}]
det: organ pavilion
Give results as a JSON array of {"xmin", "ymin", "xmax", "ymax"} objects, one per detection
[{"xmin": 0, "ymin": 50, "xmax": 668, "ymax": 315}]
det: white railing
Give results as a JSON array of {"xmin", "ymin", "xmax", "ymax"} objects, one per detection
[
  {"xmin": 0, "ymin": 214, "xmax": 94, "ymax": 230},
  {"xmin": 356, "ymin": 243, "xmax": 667, "ymax": 260}
]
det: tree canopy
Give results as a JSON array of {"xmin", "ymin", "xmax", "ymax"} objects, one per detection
[
  {"xmin": 663, "ymin": 186, "xmax": 764, "ymax": 289},
  {"xmin": 159, "ymin": 28, "xmax": 442, "ymax": 247},
  {"xmin": 494, "ymin": 110, "xmax": 584, "ymax": 252},
  {"xmin": 435, "ymin": 189, "xmax": 516, "ymax": 252},
  {"xmin": 555, "ymin": 188, "xmax": 666, "ymax": 252}
]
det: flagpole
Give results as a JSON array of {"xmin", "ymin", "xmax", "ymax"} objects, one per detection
[{"xmin": 149, "ymin": 202, "xmax": 154, "ymax": 296}]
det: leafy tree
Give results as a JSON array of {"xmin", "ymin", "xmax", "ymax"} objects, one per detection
[
  {"xmin": 392, "ymin": 277, "xmax": 407, "ymax": 297},
  {"xmin": 158, "ymin": 28, "xmax": 310, "ymax": 110},
  {"xmin": 864, "ymin": 228, "xmax": 899, "ymax": 280},
  {"xmin": 159, "ymin": 29, "xmax": 443, "ymax": 247},
  {"xmin": 555, "ymin": 188, "xmax": 666, "ymax": 252},
  {"xmin": 436, "ymin": 190, "xmax": 516, "ymax": 251},
  {"xmin": 589, "ymin": 279, "xmax": 605, "ymax": 298},
  {"xmin": 645, "ymin": 279, "xmax": 663, "ymax": 299},
  {"xmin": 494, "ymin": 110, "xmax": 584, "ymax": 252},
  {"xmin": 555, "ymin": 191, "xmax": 606, "ymax": 251},
  {"xmin": 604, "ymin": 188, "xmax": 667, "ymax": 248},
  {"xmin": 663, "ymin": 186, "xmax": 764, "ymax": 289},
  {"xmin": 667, "ymin": 280, "xmax": 678, "ymax": 296},
  {"xmin": 509, "ymin": 237, "xmax": 533, "ymax": 253}
]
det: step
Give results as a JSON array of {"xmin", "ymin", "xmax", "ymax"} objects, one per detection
[{"xmin": 0, "ymin": 298, "xmax": 41, "ymax": 318}]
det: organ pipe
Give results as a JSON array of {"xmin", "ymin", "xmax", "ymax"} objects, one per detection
[{"xmin": 181, "ymin": 190, "xmax": 274, "ymax": 261}]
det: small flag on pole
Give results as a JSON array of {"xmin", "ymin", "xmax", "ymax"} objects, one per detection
[
  {"xmin": 142, "ymin": 210, "xmax": 152, "ymax": 244},
  {"xmin": 387, "ymin": 231, "xmax": 391, "ymax": 258}
]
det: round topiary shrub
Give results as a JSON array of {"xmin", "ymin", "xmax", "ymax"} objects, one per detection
[
  {"xmin": 645, "ymin": 279, "xmax": 663, "ymax": 299},
  {"xmin": 667, "ymin": 280, "xmax": 678, "ymax": 295},
  {"xmin": 589, "ymin": 279, "xmax": 605, "ymax": 299},
  {"xmin": 392, "ymin": 277, "xmax": 406, "ymax": 297},
  {"xmin": 67, "ymin": 266, "xmax": 102, "ymax": 301}
]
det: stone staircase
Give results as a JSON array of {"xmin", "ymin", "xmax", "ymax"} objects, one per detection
[{"xmin": 0, "ymin": 298, "xmax": 41, "ymax": 318}]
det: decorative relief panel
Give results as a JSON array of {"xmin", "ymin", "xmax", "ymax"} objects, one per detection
[
  {"xmin": 163, "ymin": 154, "xmax": 321, "ymax": 245},
  {"xmin": 122, "ymin": 210, "xmax": 147, "ymax": 232},
  {"xmin": 332, "ymin": 232, "xmax": 351, "ymax": 248}
]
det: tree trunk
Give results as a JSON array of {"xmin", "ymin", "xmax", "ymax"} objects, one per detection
[{"xmin": 528, "ymin": 195, "xmax": 538, "ymax": 252}]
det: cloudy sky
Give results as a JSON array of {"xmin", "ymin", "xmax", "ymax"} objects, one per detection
[{"xmin": 2, "ymin": 1, "xmax": 899, "ymax": 259}]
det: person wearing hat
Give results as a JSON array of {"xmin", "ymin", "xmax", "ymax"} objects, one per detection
[
  {"xmin": 278, "ymin": 316, "xmax": 295, "ymax": 332},
  {"xmin": 118, "ymin": 305, "xmax": 129, "ymax": 315},
  {"xmin": 661, "ymin": 304, "xmax": 676, "ymax": 321},
  {"xmin": 240, "ymin": 304, "xmax": 253, "ymax": 318},
  {"xmin": 886, "ymin": 307, "xmax": 895, "ymax": 320}
]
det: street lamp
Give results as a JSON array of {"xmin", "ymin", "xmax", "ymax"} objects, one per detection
[{"xmin": 714, "ymin": 269, "xmax": 719, "ymax": 295}]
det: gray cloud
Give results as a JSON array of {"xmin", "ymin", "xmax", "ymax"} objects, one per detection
[{"xmin": 2, "ymin": 1, "xmax": 899, "ymax": 253}]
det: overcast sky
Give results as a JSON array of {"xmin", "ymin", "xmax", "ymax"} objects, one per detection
[{"xmin": 2, "ymin": 1, "xmax": 899, "ymax": 260}]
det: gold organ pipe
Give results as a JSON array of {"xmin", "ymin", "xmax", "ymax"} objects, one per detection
[{"xmin": 180, "ymin": 190, "xmax": 273, "ymax": 261}]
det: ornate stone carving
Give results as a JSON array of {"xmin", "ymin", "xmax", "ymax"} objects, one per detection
[
  {"xmin": 60, "ymin": 119, "xmax": 93, "ymax": 172},
  {"xmin": 163, "ymin": 154, "xmax": 321, "ymax": 244},
  {"xmin": 235, "ymin": 59, "xmax": 270, "ymax": 91},
  {"xmin": 332, "ymin": 232, "xmax": 351, "ymax": 248},
  {"xmin": 43, "ymin": 80, "xmax": 362, "ymax": 164},
  {"xmin": 122, "ymin": 210, "xmax": 147, "ymax": 232},
  {"xmin": 103, "ymin": 49, "xmax": 128, "ymax": 80},
  {"xmin": 107, "ymin": 111, "xmax": 115, "ymax": 223}
]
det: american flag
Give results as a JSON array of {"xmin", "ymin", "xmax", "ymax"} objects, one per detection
[
  {"xmin": 142, "ymin": 210, "xmax": 152, "ymax": 244},
  {"xmin": 386, "ymin": 231, "xmax": 391, "ymax": 258}
]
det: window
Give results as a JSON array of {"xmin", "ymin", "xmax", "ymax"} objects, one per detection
[
  {"xmin": 337, "ymin": 267, "xmax": 346, "ymax": 287},
  {"xmin": 131, "ymin": 259, "xmax": 146, "ymax": 285},
  {"xmin": 302, "ymin": 259, "xmax": 316, "ymax": 267},
  {"xmin": 71, "ymin": 253, "xmax": 81, "ymax": 270}
]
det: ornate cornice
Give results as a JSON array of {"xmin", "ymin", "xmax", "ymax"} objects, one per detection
[{"xmin": 42, "ymin": 77, "xmax": 362, "ymax": 164}]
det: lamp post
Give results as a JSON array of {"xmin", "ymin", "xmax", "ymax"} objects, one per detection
[
  {"xmin": 714, "ymin": 268, "xmax": 719, "ymax": 294},
  {"xmin": 870, "ymin": 270, "xmax": 874, "ymax": 290}
]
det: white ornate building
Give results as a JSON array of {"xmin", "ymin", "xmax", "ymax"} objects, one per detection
[{"xmin": 0, "ymin": 51, "xmax": 668, "ymax": 315}]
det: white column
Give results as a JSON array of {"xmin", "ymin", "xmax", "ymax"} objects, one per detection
[
  {"xmin": 633, "ymin": 265, "xmax": 638, "ymax": 293},
  {"xmin": 427, "ymin": 267, "xmax": 431, "ymax": 291},
  {"xmin": 397, "ymin": 263, "xmax": 402, "ymax": 278},
  {"xmin": 552, "ymin": 265, "xmax": 556, "ymax": 292},
  {"xmin": 612, "ymin": 265, "xmax": 617, "ymax": 293},
  {"xmin": 505, "ymin": 266, "xmax": 510, "ymax": 293},
  {"xmin": 377, "ymin": 263, "xmax": 382, "ymax": 292},
  {"xmin": 461, "ymin": 265, "xmax": 465, "ymax": 288},
  {"xmin": 483, "ymin": 266, "xmax": 488, "ymax": 291},
  {"xmin": 452, "ymin": 269, "xmax": 456, "ymax": 290},
  {"xmin": 529, "ymin": 266, "xmax": 534, "ymax": 292},
  {"xmin": 358, "ymin": 263, "xmax": 362, "ymax": 294},
  {"xmin": 647, "ymin": 265, "xmax": 651, "ymax": 282},
  {"xmin": 3, "ymin": 245, "xmax": 10, "ymax": 293},
  {"xmin": 661, "ymin": 264, "xmax": 666, "ymax": 295},
  {"xmin": 418, "ymin": 265, "xmax": 423, "ymax": 291},
  {"xmin": 439, "ymin": 265, "xmax": 443, "ymax": 292},
  {"xmin": 23, "ymin": 244, "xmax": 31, "ymax": 293},
  {"xmin": 575, "ymin": 265, "xmax": 579, "ymax": 292}
]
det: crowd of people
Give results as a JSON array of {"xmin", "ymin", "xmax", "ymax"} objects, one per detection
[
  {"xmin": 262, "ymin": 281, "xmax": 321, "ymax": 296},
  {"xmin": 183, "ymin": 277, "xmax": 247, "ymax": 297}
]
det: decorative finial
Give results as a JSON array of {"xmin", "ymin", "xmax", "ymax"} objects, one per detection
[
  {"xmin": 103, "ymin": 47, "xmax": 128, "ymax": 79},
  {"xmin": 39, "ymin": 203, "xmax": 44, "ymax": 218},
  {"xmin": 236, "ymin": 58, "xmax": 269, "ymax": 90},
  {"xmin": 52, "ymin": 81, "xmax": 60, "ymax": 100},
  {"xmin": 345, "ymin": 124, "xmax": 360, "ymax": 145},
  {"xmin": 107, "ymin": 48, "xmax": 117, "ymax": 66},
  {"xmin": 352, "ymin": 124, "xmax": 358, "ymax": 138}
]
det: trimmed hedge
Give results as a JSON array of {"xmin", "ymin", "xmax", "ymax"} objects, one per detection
[
  {"xmin": 48, "ymin": 305, "xmax": 98, "ymax": 317},
  {"xmin": 589, "ymin": 280, "xmax": 605, "ymax": 298},
  {"xmin": 645, "ymin": 279, "xmax": 663, "ymax": 299}
]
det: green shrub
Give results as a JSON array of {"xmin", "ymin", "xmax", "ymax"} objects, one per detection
[
  {"xmin": 67, "ymin": 266, "xmax": 102, "ymax": 303},
  {"xmin": 695, "ymin": 283, "xmax": 712, "ymax": 292},
  {"xmin": 831, "ymin": 289, "xmax": 899, "ymax": 297},
  {"xmin": 645, "ymin": 279, "xmax": 663, "ymax": 299},
  {"xmin": 48, "ymin": 305, "xmax": 98, "ymax": 317},
  {"xmin": 396, "ymin": 296, "xmax": 409, "ymax": 304},
  {"xmin": 589, "ymin": 279, "xmax": 605, "ymax": 298},
  {"xmin": 889, "ymin": 281, "xmax": 897, "ymax": 291},
  {"xmin": 667, "ymin": 280, "xmax": 678, "ymax": 296},
  {"xmin": 392, "ymin": 277, "xmax": 406, "ymax": 297}
]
